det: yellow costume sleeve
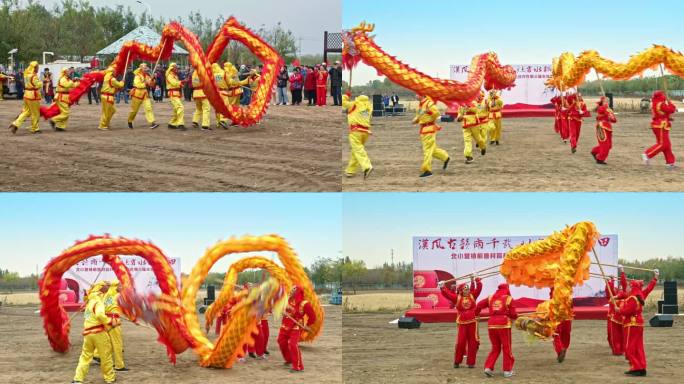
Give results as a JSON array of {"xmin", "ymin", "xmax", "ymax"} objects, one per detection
[{"xmin": 166, "ymin": 73, "xmax": 181, "ymax": 89}]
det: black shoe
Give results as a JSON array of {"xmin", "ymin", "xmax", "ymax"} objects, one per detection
[
  {"xmin": 419, "ymin": 171, "xmax": 433, "ymax": 178},
  {"xmin": 115, "ymin": 367, "xmax": 130, "ymax": 372},
  {"xmin": 219, "ymin": 121, "xmax": 229, "ymax": 129},
  {"xmin": 9, "ymin": 124, "xmax": 18, "ymax": 134},
  {"xmin": 92, "ymin": 357, "xmax": 100, "ymax": 365},
  {"xmin": 289, "ymin": 369, "xmax": 303, "ymax": 373},
  {"xmin": 363, "ymin": 167, "xmax": 373, "ymax": 180},
  {"xmin": 249, "ymin": 352, "xmax": 257, "ymax": 358},
  {"xmin": 168, "ymin": 124, "xmax": 176, "ymax": 129},
  {"xmin": 481, "ymin": 148, "xmax": 486, "ymax": 156},
  {"xmin": 178, "ymin": 125, "xmax": 186, "ymax": 131},
  {"xmin": 264, "ymin": 350, "xmax": 270, "ymax": 355},
  {"xmin": 495, "ymin": 141, "xmax": 499, "ymax": 146},
  {"xmin": 192, "ymin": 122, "xmax": 199, "ymax": 128},
  {"xmin": 465, "ymin": 156, "xmax": 474, "ymax": 164},
  {"xmin": 32, "ymin": 130, "xmax": 42, "ymax": 134},
  {"xmin": 150, "ymin": 123, "xmax": 159, "ymax": 129},
  {"xmin": 557, "ymin": 348, "xmax": 566, "ymax": 363},
  {"xmin": 49, "ymin": 120, "xmax": 56, "ymax": 130},
  {"xmin": 283, "ymin": 362, "xmax": 291, "ymax": 366},
  {"xmin": 443, "ymin": 157, "xmax": 450, "ymax": 171},
  {"xmin": 453, "ymin": 363, "xmax": 460, "ymax": 369},
  {"xmin": 591, "ymin": 152, "xmax": 597, "ymax": 160},
  {"xmin": 128, "ymin": 122, "xmax": 133, "ymax": 129},
  {"xmin": 201, "ymin": 126, "xmax": 211, "ymax": 131},
  {"xmin": 55, "ymin": 127, "xmax": 66, "ymax": 132},
  {"xmin": 475, "ymin": 143, "xmax": 479, "ymax": 148},
  {"xmin": 467, "ymin": 365, "xmax": 475, "ymax": 368},
  {"xmin": 490, "ymin": 141, "xmax": 495, "ymax": 145},
  {"xmin": 571, "ymin": 147, "xmax": 577, "ymax": 154},
  {"xmin": 596, "ymin": 160, "xmax": 607, "ymax": 165}
]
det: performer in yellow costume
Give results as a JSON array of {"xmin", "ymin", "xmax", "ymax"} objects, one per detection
[
  {"xmin": 342, "ymin": 92, "xmax": 373, "ymax": 179},
  {"xmin": 487, "ymin": 90, "xmax": 504, "ymax": 145},
  {"xmin": 49, "ymin": 68, "xmax": 80, "ymax": 132},
  {"xmin": 457, "ymin": 96, "xmax": 488, "ymax": 164},
  {"xmin": 223, "ymin": 62, "xmax": 250, "ymax": 126},
  {"xmin": 72, "ymin": 281, "xmax": 116, "ymax": 384},
  {"xmin": 413, "ymin": 95, "xmax": 449, "ymax": 177},
  {"xmin": 191, "ymin": 70, "xmax": 211, "ymax": 130},
  {"xmin": 212, "ymin": 63, "xmax": 230, "ymax": 129},
  {"xmin": 166, "ymin": 62, "xmax": 186, "ymax": 130},
  {"xmin": 9, "ymin": 61, "xmax": 43, "ymax": 134},
  {"xmin": 99, "ymin": 66, "xmax": 124, "ymax": 130},
  {"xmin": 475, "ymin": 91, "xmax": 491, "ymax": 145},
  {"xmin": 127, "ymin": 63, "xmax": 158, "ymax": 129},
  {"xmin": 93, "ymin": 280, "xmax": 128, "ymax": 371}
]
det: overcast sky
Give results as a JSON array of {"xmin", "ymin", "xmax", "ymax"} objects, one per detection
[
  {"xmin": 0, "ymin": 193, "xmax": 341, "ymax": 276},
  {"xmin": 344, "ymin": 0, "xmax": 684, "ymax": 84},
  {"xmin": 38, "ymin": 0, "xmax": 341, "ymax": 55}
]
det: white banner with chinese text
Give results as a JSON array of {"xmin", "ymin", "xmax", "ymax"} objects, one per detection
[{"xmin": 450, "ymin": 64, "xmax": 555, "ymax": 105}]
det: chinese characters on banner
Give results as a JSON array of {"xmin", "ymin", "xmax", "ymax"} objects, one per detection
[
  {"xmin": 64, "ymin": 255, "xmax": 181, "ymax": 303},
  {"xmin": 450, "ymin": 64, "xmax": 554, "ymax": 106},
  {"xmin": 412, "ymin": 234, "xmax": 618, "ymax": 307}
]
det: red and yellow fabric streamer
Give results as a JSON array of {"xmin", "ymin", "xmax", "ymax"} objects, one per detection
[
  {"xmin": 547, "ymin": 45, "xmax": 684, "ymax": 89},
  {"xmin": 342, "ymin": 22, "xmax": 516, "ymax": 104},
  {"xmin": 500, "ymin": 222, "xmax": 599, "ymax": 339},
  {"xmin": 39, "ymin": 17, "xmax": 282, "ymax": 127},
  {"xmin": 38, "ymin": 234, "xmax": 323, "ymax": 369}
]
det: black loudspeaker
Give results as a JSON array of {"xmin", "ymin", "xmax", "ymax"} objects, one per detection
[
  {"xmin": 605, "ymin": 92, "xmax": 614, "ymax": 109},
  {"xmin": 649, "ymin": 314, "xmax": 674, "ymax": 327},
  {"xmin": 398, "ymin": 316, "xmax": 421, "ymax": 329},
  {"xmin": 372, "ymin": 110, "xmax": 384, "ymax": 117},
  {"xmin": 441, "ymin": 115, "xmax": 455, "ymax": 122},
  {"xmin": 207, "ymin": 285, "xmax": 216, "ymax": 301}
]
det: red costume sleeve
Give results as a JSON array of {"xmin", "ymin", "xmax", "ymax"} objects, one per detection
[
  {"xmin": 475, "ymin": 297, "xmax": 489, "ymax": 316},
  {"xmin": 620, "ymin": 271, "xmax": 627, "ymax": 292},
  {"xmin": 507, "ymin": 297, "xmax": 518, "ymax": 320},
  {"xmin": 663, "ymin": 101, "xmax": 677, "ymax": 114},
  {"xmin": 619, "ymin": 296, "xmax": 639, "ymax": 317},
  {"xmin": 303, "ymin": 302, "xmax": 316, "ymax": 326},
  {"xmin": 642, "ymin": 277, "xmax": 657, "ymax": 299},
  {"xmin": 472, "ymin": 278, "xmax": 483, "ymax": 299},
  {"xmin": 439, "ymin": 284, "xmax": 458, "ymax": 303},
  {"xmin": 606, "ymin": 279, "xmax": 616, "ymax": 297}
]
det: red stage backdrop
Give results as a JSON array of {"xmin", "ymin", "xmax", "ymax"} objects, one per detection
[{"xmin": 406, "ymin": 234, "xmax": 618, "ymax": 322}]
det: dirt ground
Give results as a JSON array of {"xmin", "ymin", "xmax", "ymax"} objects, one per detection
[
  {"xmin": 343, "ymin": 311, "xmax": 684, "ymax": 384},
  {"xmin": 342, "ymin": 113, "xmax": 684, "ymax": 191},
  {"xmin": 0, "ymin": 99, "xmax": 341, "ymax": 191},
  {"xmin": 0, "ymin": 304, "xmax": 341, "ymax": 384}
]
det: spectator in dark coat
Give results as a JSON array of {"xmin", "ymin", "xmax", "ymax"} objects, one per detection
[{"xmin": 329, "ymin": 61, "xmax": 343, "ymax": 106}]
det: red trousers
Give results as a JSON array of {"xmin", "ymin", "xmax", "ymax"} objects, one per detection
[
  {"xmin": 569, "ymin": 119, "xmax": 582, "ymax": 149},
  {"xmin": 624, "ymin": 326, "xmax": 646, "ymax": 371},
  {"xmin": 560, "ymin": 118, "xmax": 569, "ymax": 141},
  {"xmin": 261, "ymin": 319, "xmax": 270, "ymax": 352},
  {"xmin": 645, "ymin": 128, "xmax": 675, "ymax": 164},
  {"xmin": 554, "ymin": 117, "xmax": 561, "ymax": 135},
  {"xmin": 247, "ymin": 327, "xmax": 265, "ymax": 356},
  {"xmin": 454, "ymin": 322, "xmax": 479, "ymax": 365},
  {"xmin": 278, "ymin": 327, "xmax": 303, "ymax": 371},
  {"xmin": 484, "ymin": 328, "xmax": 514, "ymax": 372},
  {"xmin": 316, "ymin": 86, "xmax": 327, "ymax": 106},
  {"xmin": 552, "ymin": 320, "xmax": 572, "ymax": 355},
  {"xmin": 608, "ymin": 320, "xmax": 623, "ymax": 355},
  {"xmin": 591, "ymin": 130, "xmax": 612, "ymax": 161}
]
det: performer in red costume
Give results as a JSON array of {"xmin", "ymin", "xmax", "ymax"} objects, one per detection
[
  {"xmin": 438, "ymin": 276, "xmax": 483, "ymax": 368},
  {"xmin": 549, "ymin": 287, "xmax": 573, "ymax": 363},
  {"xmin": 591, "ymin": 96, "xmax": 617, "ymax": 164},
  {"xmin": 315, "ymin": 64, "xmax": 329, "ymax": 106},
  {"xmin": 559, "ymin": 93, "xmax": 570, "ymax": 143},
  {"xmin": 606, "ymin": 273, "xmax": 627, "ymax": 355},
  {"xmin": 567, "ymin": 91, "xmax": 588, "ymax": 153},
  {"xmin": 617, "ymin": 280, "xmax": 649, "ymax": 376},
  {"xmin": 475, "ymin": 283, "xmax": 518, "ymax": 378},
  {"xmin": 643, "ymin": 90, "xmax": 677, "ymax": 167},
  {"xmin": 551, "ymin": 95, "xmax": 562, "ymax": 137},
  {"xmin": 278, "ymin": 285, "xmax": 316, "ymax": 372}
]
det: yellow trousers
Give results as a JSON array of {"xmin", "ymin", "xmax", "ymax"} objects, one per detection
[
  {"xmin": 420, "ymin": 133, "xmax": 449, "ymax": 173},
  {"xmin": 73, "ymin": 331, "xmax": 115, "ymax": 383},
  {"xmin": 345, "ymin": 131, "xmax": 372, "ymax": 175},
  {"xmin": 479, "ymin": 123, "xmax": 490, "ymax": 143},
  {"xmin": 12, "ymin": 99, "xmax": 41, "ymax": 132},
  {"xmin": 95, "ymin": 325, "xmax": 125, "ymax": 369},
  {"xmin": 169, "ymin": 96, "xmax": 184, "ymax": 126},
  {"xmin": 490, "ymin": 118, "xmax": 502, "ymax": 142},
  {"xmin": 52, "ymin": 100, "xmax": 71, "ymax": 129},
  {"xmin": 128, "ymin": 96, "xmax": 155, "ymax": 124},
  {"xmin": 193, "ymin": 99, "xmax": 210, "ymax": 127},
  {"xmin": 100, "ymin": 99, "xmax": 116, "ymax": 129},
  {"xmin": 216, "ymin": 94, "xmax": 230, "ymax": 125},
  {"xmin": 463, "ymin": 127, "xmax": 486, "ymax": 157}
]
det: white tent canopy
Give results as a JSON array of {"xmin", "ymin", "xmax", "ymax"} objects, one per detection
[{"xmin": 96, "ymin": 26, "xmax": 188, "ymax": 56}]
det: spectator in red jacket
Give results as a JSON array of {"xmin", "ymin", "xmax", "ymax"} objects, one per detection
[
  {"xmin": 315, "ymin": 63, "xmax": 328, "ymax": 106},
  {"xmin": 289, "ymin": 67, "xmax": 303, "ymax": 105},
  {"xmin": 304, "ymin": 66, "xmax": 316, "ymax": 106}
]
